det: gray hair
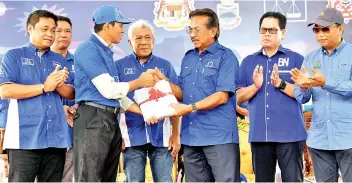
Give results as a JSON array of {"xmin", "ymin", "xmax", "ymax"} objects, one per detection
[{"xmin": 128, "ymin": 19, "xmax": 155, "ymax": 40}]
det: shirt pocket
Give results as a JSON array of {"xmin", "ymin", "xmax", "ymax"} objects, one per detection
[
  {"xmin": 179, "ymin": 68, "xmax": 192, "ymax": 85},
  {"xmin": 197, "ymin": 67, "xmax": 218, "ymax": 94},
  {"xmin": 338, "ymin": 64, "xmax": 351, "ymax": 80}
]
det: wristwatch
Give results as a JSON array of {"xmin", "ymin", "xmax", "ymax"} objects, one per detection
[
  {"xmin": 275, "ymin": 80, "xmax": 287, "ymax": 90},
  {"xmin": 41, "ymin": 84, "xmax": 46, "ymax": 94},
  {"xmin": 191, "ymin": 103, "xmax": 197, "ymax": 114}
]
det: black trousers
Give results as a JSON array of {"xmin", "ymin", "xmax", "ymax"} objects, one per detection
[
  {"xmin": 309, "ymin": 147, "xmax": 352, "ymax": 182},
  {"xmin": 73, "ymin": 104, "xmax": 122, "ymax": 182},
  {"xmin": 183, "ymin": 143, "xmax": 240, "ymax": 182},
  {"xmin": 251, "ymin": 141, "xmax": 304, "ymax": 182},
  {"xmin": 8, "ymin": 148, "xmax": 66, "ymax": 182}
]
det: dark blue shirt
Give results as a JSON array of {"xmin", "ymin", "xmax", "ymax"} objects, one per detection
[
  {"xmin": 179, "ymin": 41, "xmax": 239, "ymax": 146},
  {"xmin": 0, "ymin": 43, "xmax": 73, "ymax": 149},
  {"xmin": 74, "ymin": 34, "xmax": 120, "ymax": 107},
  {"xmin": 237, "ymin": 45, "xmax": 307, "ymax": 143},
  {"xmin": 116, "ymin": 54, "xmax": 178, "ymax": 147}
]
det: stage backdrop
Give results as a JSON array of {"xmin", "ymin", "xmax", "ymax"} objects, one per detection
[{"xmin": 0, "ymin": 0, "xmax": 352, "ymax": 73}]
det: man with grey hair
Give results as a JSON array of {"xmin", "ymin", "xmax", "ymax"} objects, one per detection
[
  {"xmin": 291, "ymin": 8, "xmax": 352, "ymax": 182},
  {"xmin": 115, "ymin": 19, "xmax": 182, "ymax": 182}
]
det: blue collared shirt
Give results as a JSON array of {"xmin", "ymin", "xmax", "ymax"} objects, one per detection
[
  {"xmin": 295, "ymin": 40, "xmax": 352, "ymax": 150},
  {"xmin": 238, "ymin": 45, "xmax": 307, "ymax": 143},
  {"xmin": 179, "ymin": 41, "xmax": 239, "ymax": 146},
  {"xmin": 62, "ymin": 51, "xmax": 75, "ymax": 107},
  {"xmin": 116, "ymin": 54, "xmax": 178, "ymax": 147},
  {"xmin": 0, "ymin": 43, "xmax": 73, "ymax": 149},
  {"xmin": 74, "ymin": 34, "xmax": 120, "ymax": 107}
]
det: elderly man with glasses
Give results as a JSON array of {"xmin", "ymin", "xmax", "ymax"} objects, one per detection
[{"xmin": 291, "ymin": 8, "xmax": 352, "ymax": 182}]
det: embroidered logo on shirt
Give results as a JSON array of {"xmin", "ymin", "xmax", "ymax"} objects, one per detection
[
  {"xmin": 21, "ymin": 58, "xmax": 34, "ymax": 66},
  {"xmin": 124, "ymin": 68, "xmax": 136, "ymax": 75},
  {"xmin": 53, "ymin": 61, "xmax": 62, "ymax": 69},
  {"xmin": 313, "ymin": 61, "xmax": 321, "ymax": 69},
  {"xmin": 205, "ymin": 61, "xmax": 215, "ymax": 68},
  {"xmin": 278, "ymin": 58, "xmax": 289, "ymax": 67}
]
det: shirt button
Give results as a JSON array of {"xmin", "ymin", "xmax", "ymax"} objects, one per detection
[
  {"xmin": 267, "ymin": 93, "xmax": 269, "ymax": 96},
  {"xmin": 328, "ymin": 120, "xmax": 330, "ymax": 122},
  {"xmin": 190, "ymin": 95, "xmax": 193, "ymax": 98},
  {"xmin": 329, "ymin": 69, "xmax": 331, "ymax": 71},
  {"xmin": 44, "ymin": 69, "xmax": 46, "ymax": 71},
  {"xmin": 327, "ymin": 106, "xmax": 329, "ymax": 108},
  {"xmin": 196, "ymin": 70, "xmax": 198, "ymax": 72},
  {"xmin": 48, "ymin": 105, "xmax": 51, "ymax": 108},
  {"xmin": 199, "ymin": 58, "xmax": 202, "ymax": 61},
  {"xmin": 327, "ymin": 93, "xmax": 329, "ymax": 96},
  {"xmin": 190, "ymin": 122, "xmax": 193, "ymax": 124},
  {"xmin": 47, "ymin": 93, "xmax": 49, "ymax": 96},
  {"xmin": 269, "ymin": 59, "xmax": 271, "ymax": 61},
  {"xmin": 193, "ymin": 82, "xmax": 195, "ymax": 85},
  {"xmin": 266, "ymin": 105, "xmax": 269, "ymax": 108},
  {"xmin": 267, "ymin": 117, "xmax": 270, "ymax": 120},
  {"xmin": 269, "ymin": 70, "xmax": 271, "ymax": 73},
  {"xmin": 48, "ymin": 119, "xmax": 51, "ymax": 122},
  {"xmin": 267, "ymin": 82, "xmax": 270, "ymax": 84}
]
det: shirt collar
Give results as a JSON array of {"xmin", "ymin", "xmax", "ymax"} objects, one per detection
[
  {"xmin": 321, "ymin": 39, "xmax": 346, "ymax": 55},
  {"xmin": 193, "ymin": 40, "xmax": 219, "ymax": 55},
  {"xmin": 256, "ymin": 45, "xmax": 286, "ymax": 56},
  {"xmin": 93, "ymin": 33, "xmax": 113, "ymax": 48},
  {"xmin": 132, "ymin": 53, "xmax": 154, "ymax": 65},
  {"xmin": 26, "ymin": 42, "xmax": 50, "ymax": 56},
  {"xmin": 65, "ymin": 51, "xmax": 74, "ymax": 62}
]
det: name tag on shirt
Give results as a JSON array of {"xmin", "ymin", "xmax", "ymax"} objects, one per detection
[{"xmin": 21, "ymin": 58, "xmax": 34, "ymax": 66}]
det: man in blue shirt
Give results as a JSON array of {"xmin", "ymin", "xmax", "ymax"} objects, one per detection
[
  {"xmin": 0, "ymin": 10, "xmax": 75, "ymax": 182},
  {"xmin": 168, "ymin": 8, "xmax": 240, "ymax": 182},
  {"xmin": 50, "ymin": 15, "xmax": 75, "ymax": 183},
  {"xmin": 237, "ymin": 12, "xmax": 307, "ymax": 182},
  {"xmin": 116, "ymin": 19, "xmax": 181, "ymax": 182},
  {"xmin": 73, "ymin": 5, "xmax": 156, "ymax": 182},
  {"xmin": 291, "ymin": 8, "xmax": 352, "ymax": 182}
]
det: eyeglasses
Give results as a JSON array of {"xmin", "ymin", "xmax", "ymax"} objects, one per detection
[
  {"xmin": 312, "ymin": 24, "xmax": 339, "ymax": 34},
  {"xmin": 186, "ymin": 27, "xmax": 201, "ymax": 34},
  {"xmin": 259, "ymin": 28, "xmax": 280, "ymax": 34}
]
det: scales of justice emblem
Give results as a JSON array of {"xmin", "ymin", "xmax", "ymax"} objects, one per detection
[{"xmin": 153, "ymin": 0, "xmax": 195, "ymax": 31}]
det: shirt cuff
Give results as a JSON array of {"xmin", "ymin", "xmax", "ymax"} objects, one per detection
[
  {"xmin": 321, "ymin": 78, "xmax": 335, "ymax": 91},
  {"xmin": 119, "ymin": 96, "xmax": 135, "ymax": 112}
]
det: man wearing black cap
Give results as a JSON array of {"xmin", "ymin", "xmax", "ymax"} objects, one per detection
[
  {"xmin": 73, "ymin": 5, "xmax": 155, "ymax": 182},
  {"xmin": 291, "ymin": 8, "xmax": 352, "ymax": 182}
]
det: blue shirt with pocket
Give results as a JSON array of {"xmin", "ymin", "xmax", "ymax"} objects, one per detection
[
  {"xmin": 116, "ymin": 54, "xmax": 178, "ymax": 147},
  {"xmin": 237, "ymin": 45, "xmax": 307, "ymax": 143},
  {"xmin": 295, "ymin": 40, "xmax": 352, "ymax": 150},
  {"xmin": 0, "ymin": 43, "xmax": 73, "ymax": 149},
  {"xmin": 74, "ymin": 34, "xmax": 120, "ymax": 107},
  {"xmin": 179, "ymin": 41, "xmax": 239, "ymax": 146}
]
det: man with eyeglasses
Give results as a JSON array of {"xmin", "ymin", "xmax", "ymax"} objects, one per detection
[
  {"xmin": 236, "ymin": 11, "xmax": 307, "ymax": 182},
  {"xmin": 168, "ymin": 8, "xmax": 240, "ymax": 182},
  {"xmin": 291, "ymin": 8, "xmax": 352, "ymax": 182}
]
